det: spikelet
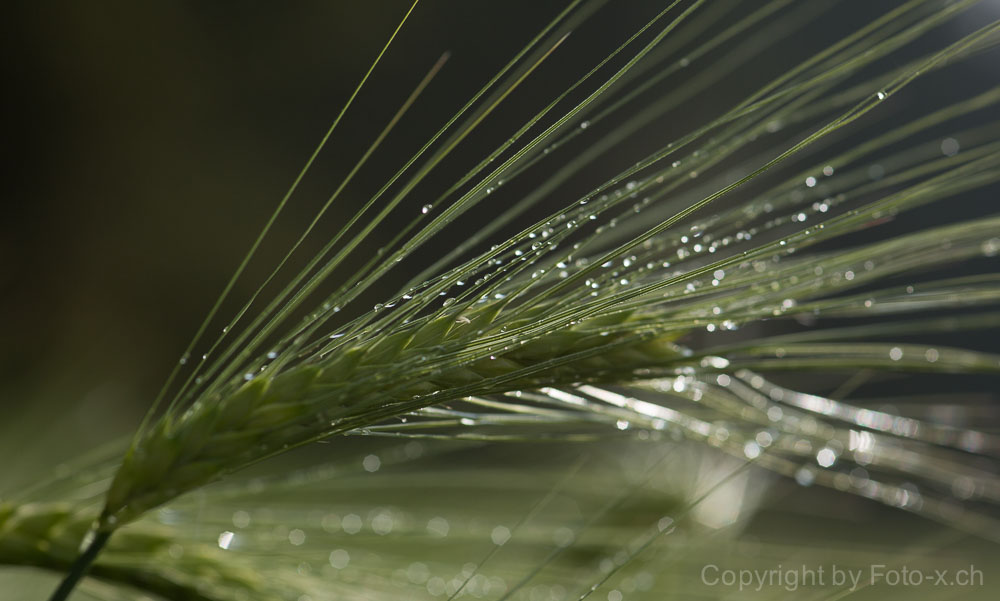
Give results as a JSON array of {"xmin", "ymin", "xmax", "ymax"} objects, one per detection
[{"xmin": 100, "ymin": 305, "xmax": 685, "ymax": 528}]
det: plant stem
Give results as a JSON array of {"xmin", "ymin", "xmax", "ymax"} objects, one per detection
[{"xmin": 46, "ymin": 530, "xmax": 112, "ymax": 601}]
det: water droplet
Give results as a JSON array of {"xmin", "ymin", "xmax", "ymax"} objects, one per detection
[
  {"xmin": 342, "ymin": 514, "xmax": 363, "ymax": 534},
  {"xmin": 232, "ymin": 510, "xmax": 251, "ymax": 528},
  {"xmin": 491, "ymin": 525, "xmax": 511, "ymax": 545},
  {"xmin": 816, "ymin": 447, "xmax": 838, "ymax": 468},
  {"xmin": 362, "ymin": 454, "xmax": 381, "ymax": 472},
  {"xmin": 795, "ymin": 467, "xmax": 816, "ymax": 486},
  {"xmin": 329, "ymin": 549, "xmax": 350, "ymax": 569},
  {"xmin": 940, "ymin": 137, "xmax": 960, "ymax": 157},
  {"xmin": 756, "ymin": 431, "xmax": 774, "ymax": 447},
  {"xmin": 217, "ymin": 531, "xmax": 235, "ymax": 549},
  {"xmin": 702, "ymin": 356, "xmax": 729, "ymax": 368},
  {"xmin": 427, "ymin": 517, "xmax": 450, "ymax": 537}
]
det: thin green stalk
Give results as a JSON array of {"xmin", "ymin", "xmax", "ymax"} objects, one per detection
[{"xmin": 46, "ymin": 531, "xmax": 110, "ymax": 601}]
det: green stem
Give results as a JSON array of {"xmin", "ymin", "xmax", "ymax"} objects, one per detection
[{"xmin": 46, "ymin": 530, "xmax": 111, "ymax": 601}]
